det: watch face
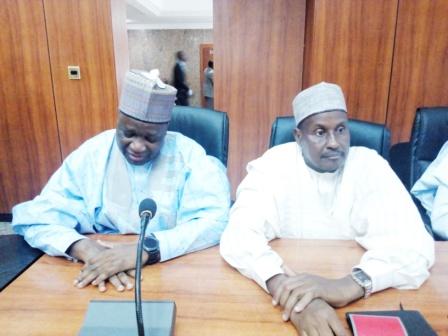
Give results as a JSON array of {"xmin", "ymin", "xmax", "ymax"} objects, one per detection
[
  {"xmin": 144, "ymin": 235, "xmax": 159, "ymax": 251},
  {"xmin": 355, "ymin": 270, "xmax": 371, "ymax": 284},
  {"xmin": 143, "ymin": 235, "xmax": 161, "ymax": 265}
]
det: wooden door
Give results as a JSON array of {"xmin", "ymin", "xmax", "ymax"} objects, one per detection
[
  {"xmin": 303, "ymin": 0, "xmax": 399, "ymax": 124},
  {"xmin": 43, "ymin": 0, "xmax": 128, "ymax": 158},
  {"xmin": 0, "ymin": 0, "xmax": 128, "ymax": 213},
  {"xmin": 0, "ymin": 0, "xmax": 62, "ymax": 213},
  {"xmin": 214, "ymin": 0, "xmax": 306, "ymax": 195},
  {"xmin": 386, "ymin": 0, "xmax": 448, "ymax": 144}
]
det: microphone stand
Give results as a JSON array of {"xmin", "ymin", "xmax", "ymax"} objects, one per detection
[
  {"xmin": 135, "ymin": 212, "xmax": 151, "ymax": 336},
  {"xmin": 79, "ymin": 198, "xmax": 176, "ymax": 336}
]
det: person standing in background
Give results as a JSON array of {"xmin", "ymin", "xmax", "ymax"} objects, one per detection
[
  {"xmin": 172, "ymin": 51, "xmax": 192, "ymax": 106},
  {"xmin": 203, "ymin": 60, "xmax": 214, "ymax": 109}
]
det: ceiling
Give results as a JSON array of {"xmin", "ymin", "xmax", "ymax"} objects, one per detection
[{"xmin": 126, "ymin": 0, "xmax": 213, "ymax": 30}]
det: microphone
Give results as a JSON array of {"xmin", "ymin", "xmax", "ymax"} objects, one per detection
[
  {"xmin": 139, "ymin": 198, "xmax": 157, "ymax": 223},
  {"xmin": 79, "ymin": 197, "xmax": 176, "ymax": 335},
  {"xmin": 135, "ymin": 198, "xmax": 157, "ymax": 336}
]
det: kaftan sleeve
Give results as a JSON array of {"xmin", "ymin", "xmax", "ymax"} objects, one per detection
[
  {"xmin": 10, "ymin": 134, "xmax": 108, "ymax": 257},
  {"xmin": 153, "ymin": 150, "xmax": 231, "ymax": 262},
  {"xmin": 430, "ymin": 183, "xmax": 448, "ymax": 239},
  {"xmin": 411, "ymin": 141, "xmax": 448, "ymax": 240},
  {"xmin": 352, "ymin": 151, "xmax": 435, "ymax": 293},
  {"xmin": 220, "ymin": 156, "xmax": 284, "ymax": 292}
]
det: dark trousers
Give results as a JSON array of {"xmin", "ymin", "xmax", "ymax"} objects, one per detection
[
  {"xmin": 204, "ymin": 97, "xmax": 214, "ymax": 109},
  {"xmin": 176, "ymin": 91, "xmax": 189, "ymax": 106}
]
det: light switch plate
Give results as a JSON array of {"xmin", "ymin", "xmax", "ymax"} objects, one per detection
[{"xmin": 68, "ymin": 66, "xmax": 81, "ymax": 80}]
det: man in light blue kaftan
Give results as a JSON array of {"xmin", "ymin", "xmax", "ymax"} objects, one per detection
[
  {"xmin": 12, "ymin": 70, "xmax": 230, "ymax": 292},
  {"xmin": 412, "ymin": 140, "xmax": 448, "ymax": 240}
]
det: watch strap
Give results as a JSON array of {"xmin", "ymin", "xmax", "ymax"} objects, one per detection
[{"xmin": 351, "ymin": 268, "xmax": 372, "ymax": 299}]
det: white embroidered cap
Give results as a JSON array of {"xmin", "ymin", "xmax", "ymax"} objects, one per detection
[{"xmin": 293, "ymin": 82, "xmax": 347, "ymax": 126}]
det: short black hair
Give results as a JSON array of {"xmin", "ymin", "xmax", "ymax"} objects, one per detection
[
  {"xmin": 208, "ymin": 60, "xmax": 214, "ymax": 68},
  {"xmin": 176, "ymin": 51, "xmax": 184, "ymax": 59}
]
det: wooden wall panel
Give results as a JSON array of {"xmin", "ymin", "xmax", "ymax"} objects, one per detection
[
  {"xmin": 303, "ymin": 0, "xmax": 398, "ymax": 123},
  {"xmin": 214, "ymin": 0, "xmax": 305, "ymax": 194},
  {"xmin": 386, "ymin": 0, "xmax": 448, "ymax": 144},
  {"xmin": 43, "ymin": 0, "xmax": 124, "ymax": 157},
  {"xmin": 0, "ymin": 0, "xmax": 61, "ymax": 212}
]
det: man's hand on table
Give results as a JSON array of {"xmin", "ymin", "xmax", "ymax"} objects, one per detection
[
  {"xmin": 266, "ymin": 266, "xmax": 364, "ymax": 332},
  {"xmin": 291, "ymin": 298, "xmax": 347, "ymax": 336},
  {"xmin": 68, "ymin": 238, "xmax": 148, "ymax": 292}
]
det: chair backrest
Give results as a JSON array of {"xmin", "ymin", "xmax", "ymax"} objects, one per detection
[
  {"xmin": 409, "ymin": 107, "xmax": 448, "ymax": 187},
  {"xmin": 168, "ymin": 106, "xmax": 229, "ymax": 165},
  {"xmin": 269, "ymin": 116, "xmax": 391, "ymax": 159}
]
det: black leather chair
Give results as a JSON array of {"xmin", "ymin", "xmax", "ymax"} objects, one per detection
[
  {"xmin": 390, "ymin": 107, "xmax": 448, "ymax": 191},
  {"xmin": 0, "ymin": 235, "xmax": 42, "ymax": 291},
  {"xmin": 269, "ymin": 116, "xmax": 391, "ymax": 159},
  {"xmin": 168, "ymin": 106, "xmax": 229, "ymax": 166},
  {"xmin": 389, "ymin": 107, "xmax": 448, "ymax": 241}
]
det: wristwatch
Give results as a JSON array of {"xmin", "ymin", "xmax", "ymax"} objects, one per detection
[
  {"xmin": 143, "ymin": 233, "xmax": 161, "ymax": 265},
  {"xmin": 351, "ymin": 268, "xmax": 372, "ymax": 299}
]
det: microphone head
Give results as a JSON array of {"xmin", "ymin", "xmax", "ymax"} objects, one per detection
[{"xmin": 139, "ymin": 198, "xmax": 157, "ymax": 218}]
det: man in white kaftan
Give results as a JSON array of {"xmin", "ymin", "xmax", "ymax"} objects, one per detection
[
  {"xmin": 13, "ymin": 70, "xmax": 230, "ymax": 292},
  {"xmin": 412, "ymin": 140, "xmax": 448, "ymax": 240},
  {"xmin": 220, "ymin": 82, "xmax": 434, "ymax": 336}
]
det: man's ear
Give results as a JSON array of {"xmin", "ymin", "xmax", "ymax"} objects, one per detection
[{"xmin": 293, "ymin": 127, "xmax": 302, "ymax": 143}]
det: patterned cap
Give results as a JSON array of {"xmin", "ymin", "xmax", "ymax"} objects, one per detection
[
  {"xmin": 119, "ymin": 69, "xmax": 177, "ymax": 123},
  {"xmin": 293, "ymin": 82, "xmax": 347, "ymax": 126}
]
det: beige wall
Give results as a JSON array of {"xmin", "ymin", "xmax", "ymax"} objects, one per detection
[{"xmin": 128, "ymin": 29, "xmax": 213, "ymax": 107}]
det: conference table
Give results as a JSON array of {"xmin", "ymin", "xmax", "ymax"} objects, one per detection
[{"xmin": 0, "ymin": 236, "xmax": 447, "ymax": 335}]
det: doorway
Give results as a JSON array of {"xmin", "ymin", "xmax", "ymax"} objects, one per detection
[{"xmin": 200, "ymin": 43, "xmax": 214, "ymax": 108}]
